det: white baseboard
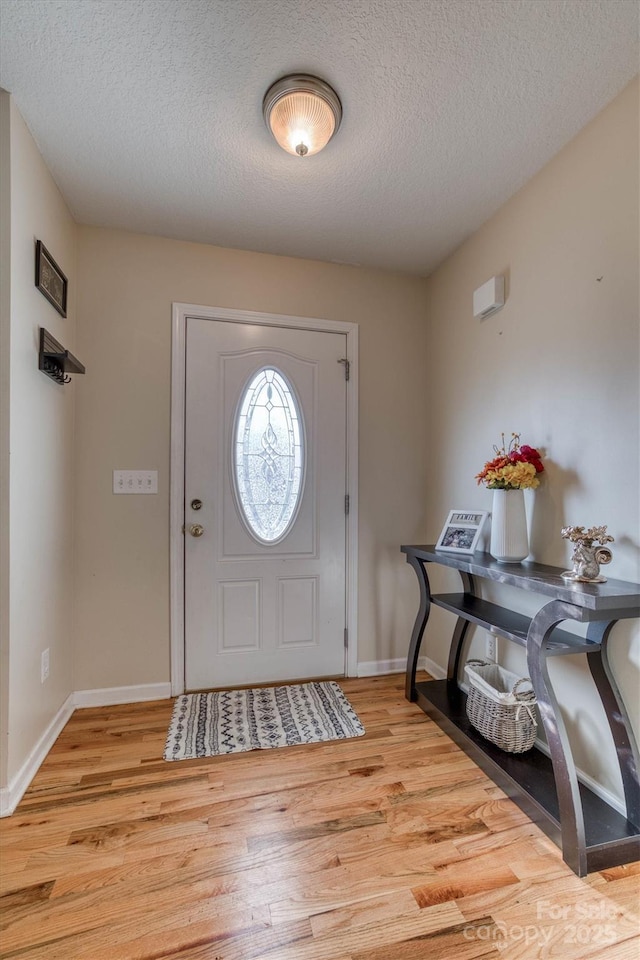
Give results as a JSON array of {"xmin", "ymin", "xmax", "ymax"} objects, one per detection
[
  {"xmin": 0, "ymin": 683, "xmax": 172, "ymax": 817},
  {"xmin": 357, "ymin": 658, "xmax": 407, "ymax": 677},
  {"xmin": 0, "ymin": 693, "xmax": 75, "ymax": 817},
  {"xmin": 532, "ymin": 737, "xmax": 626, "ymax": 817},
  {"xmin": 356, "ymin": 656, "xmax": 446, "ymax": 679},
  {"xmin": 421, "ymin": 656, "xmax": 447, "ymax": 680},
  {"xmin": 73, "ymin": 682, "xmax": 172, "ymax": 708}
]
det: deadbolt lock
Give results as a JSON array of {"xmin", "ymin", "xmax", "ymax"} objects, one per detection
[
  {"xmin": 190, "ymin": 498, "xmax": 203, "ymax": 511},
  {"xmin": 188, "ymin": 523, "xmax": 204, "ymax": 538}
]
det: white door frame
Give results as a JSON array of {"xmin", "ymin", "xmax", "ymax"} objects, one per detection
[{"xmin": 170, "ymin": 303, "xmax": 359, "ymax": 696}]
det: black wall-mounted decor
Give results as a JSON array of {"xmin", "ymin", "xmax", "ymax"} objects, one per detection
[
  {"xmin": 35, "ymin": 240, "xmax": 68, "ymax": 317},
  {"xmin": 38, "ymin": 327, "xmax": 85, "ymax": 385}
]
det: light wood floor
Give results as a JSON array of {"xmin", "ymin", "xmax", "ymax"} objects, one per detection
[{"xmin": 1, "ymin": 674, "xmax": 638, "ymax": 959}]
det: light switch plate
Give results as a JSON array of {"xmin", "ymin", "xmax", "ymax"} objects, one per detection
[{"xmin": 113, "ymin": 470, "xmax": 158, "ymax": 494}]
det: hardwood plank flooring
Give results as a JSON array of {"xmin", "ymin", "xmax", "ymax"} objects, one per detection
[{"xmin": 0, "ymin": 674, "xmax": 638, "ymax": 959}]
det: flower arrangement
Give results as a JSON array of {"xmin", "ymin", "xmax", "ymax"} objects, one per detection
[{"xmin": 475, "ymin": 433, "xmax": 544, "ymax": 490}]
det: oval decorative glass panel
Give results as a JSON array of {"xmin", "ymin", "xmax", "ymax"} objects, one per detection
[{"xmin": 234, "ymin": 368, "xmax": 305, "ymax": 543}]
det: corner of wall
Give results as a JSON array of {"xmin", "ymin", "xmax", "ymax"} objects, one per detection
[{"xmin": 0, "ymin": 89, "xmax": 12, "ymax": 793}]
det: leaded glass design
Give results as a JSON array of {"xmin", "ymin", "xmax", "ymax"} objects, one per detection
[{"xmin": 234, "ymin": 368, "xmax": 304, "ymax": 543}]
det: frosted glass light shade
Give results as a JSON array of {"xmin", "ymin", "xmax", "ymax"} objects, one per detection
[{"xmin": 263, "ymin": 75, "xmax": 342, "ymax": 157}]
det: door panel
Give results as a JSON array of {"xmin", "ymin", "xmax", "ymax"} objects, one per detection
[{"xmin": 184, "ymin": 318, "xmax": 347, "ymax": 690}]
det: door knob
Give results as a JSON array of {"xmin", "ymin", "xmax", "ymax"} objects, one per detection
[{"xmin": 188, "ymin": 523, "xmax": 205, "ymax": 538}]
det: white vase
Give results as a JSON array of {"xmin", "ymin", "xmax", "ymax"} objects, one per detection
[{"xmin": 490, "ymin": 489, "xmax": 529, "ymax": 563}]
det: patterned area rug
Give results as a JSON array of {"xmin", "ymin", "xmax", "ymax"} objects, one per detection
[{"xmin": 163, "ymin": 680, "xmax": 365, "ymax": 761}]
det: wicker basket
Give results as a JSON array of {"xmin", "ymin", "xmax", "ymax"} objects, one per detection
[{"xmin": 464, "ymin": 659, "xmax": 537, "ymax": 754}]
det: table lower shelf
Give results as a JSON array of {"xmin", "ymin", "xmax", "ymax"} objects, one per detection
[
  {"xmin": 413, "ymin": 679, "xmax": 640, "ymax": 873},
  {"xmin": 430, "ymin": 593, "xmax": 600, "ymax": 655}
]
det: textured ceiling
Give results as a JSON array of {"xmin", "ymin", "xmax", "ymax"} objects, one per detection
[{"xmin": 0, "ymin": 0, "xmax": 638, "ymax": 276}]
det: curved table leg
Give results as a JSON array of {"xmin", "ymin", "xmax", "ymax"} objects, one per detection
[
  {"xmin": 446, "ymin": 571, "xmax": 476, "ymax": 685},
  {"xmin": 404, "ymin": 555, "xmax": 431, "ymax": 701},
  {"xmin": 527, "ymin": 600, "xmax": 587, "ymax": 876},
  {"xmin": 446, "ymin": 618, "xmax": 471, "ymax": 685},
  {"xmin": 586, "ymin": 621, "xmax": 640, "ymax": 825}
]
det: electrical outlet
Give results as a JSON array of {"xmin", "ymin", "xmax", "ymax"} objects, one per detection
[
  {"xmin": 485, "ymin": 633, "xmax": 497, "ymax": 662},
  {"xmin": 41, "ymin": 648, "xmax": 50, "ymax": 683}
]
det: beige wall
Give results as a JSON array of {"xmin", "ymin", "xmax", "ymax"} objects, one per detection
[
  {"xmin": 74, "ymin": 232, "xmax": 430, "ymax": 689},
  {"xmin": 4, "ymin": 99, "xmax": 77, "ymax": 787},
  {"xmin": 0, "ymin": 91, "xmax": 11, "ymax": 789},
  {"xmin": 422, "ymin": 78, "xmax": 639, "ymax": 802}
]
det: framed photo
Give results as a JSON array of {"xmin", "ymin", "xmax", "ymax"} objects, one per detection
[
  {"xmin": 35, "ymin": 240, "xmax": 67, "ymax": 317},
  {"xmin": 435, "ymin": 509, "xmax": 488, "ymax": 554}
]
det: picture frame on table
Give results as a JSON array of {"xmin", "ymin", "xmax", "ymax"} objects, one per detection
[
  {"xmin": 35, "ymin": 240, "xmax": 68, "ymax": 317},
  {"xmin": 435, "ymin": 509, "xmax": 488, "ymax": 554}
]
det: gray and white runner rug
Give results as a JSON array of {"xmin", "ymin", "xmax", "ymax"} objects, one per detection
[{"xmin": 164, "ymin": 680, "xmax": 365, "ymax": 761}]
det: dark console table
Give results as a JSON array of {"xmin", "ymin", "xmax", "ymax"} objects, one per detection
[{"xmin": 402, "ymin": 544, "xmax": 640, "ymax": 876}]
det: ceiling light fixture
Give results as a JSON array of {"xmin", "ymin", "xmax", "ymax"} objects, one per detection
[{"xmin": 263, "ymin": 74, "xmax": 342, "ymax": 157}]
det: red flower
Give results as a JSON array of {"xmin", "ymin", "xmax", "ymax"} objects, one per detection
[{"xmin": 513, "ymin": 445, "xmax": 544, "ymax": 473}]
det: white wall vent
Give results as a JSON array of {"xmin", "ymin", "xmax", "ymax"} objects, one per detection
[{"xmin": 473, "ymin": 276, "xmax": 505, "ymax": 319}]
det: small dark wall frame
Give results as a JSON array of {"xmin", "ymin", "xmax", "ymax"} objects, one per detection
[{"xmin": 35, "ymin": 240, "xmax": 67, "ymax": 317}]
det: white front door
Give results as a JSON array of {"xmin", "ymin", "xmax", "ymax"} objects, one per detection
[{"xmin": 184, "ymin": 317, "xmax": 348, "ymax": 690}]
